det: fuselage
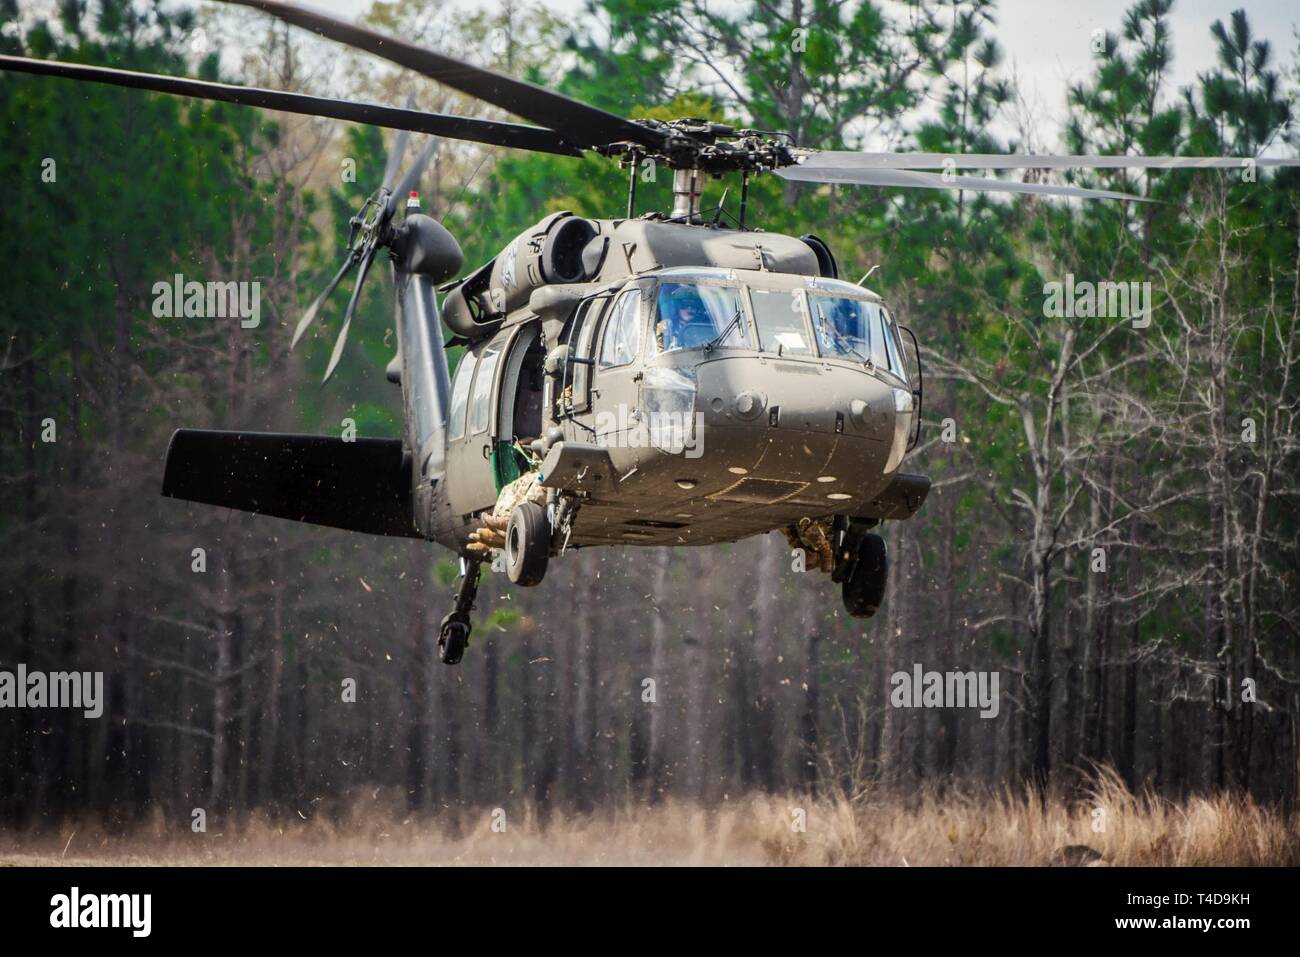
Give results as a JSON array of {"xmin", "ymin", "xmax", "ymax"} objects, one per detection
[{"xmin": 426, "ymin": 265, "xmax": 918, "ymax": 551}]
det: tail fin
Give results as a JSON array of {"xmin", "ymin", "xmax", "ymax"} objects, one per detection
[{"xmin": 161, "ymin": 429, "xmax": 421, "ymax": 539}]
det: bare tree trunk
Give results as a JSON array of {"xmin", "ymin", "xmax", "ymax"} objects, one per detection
[{"xmin": 647, "ymin": 547, "xmax": 671, "ymax": 800}]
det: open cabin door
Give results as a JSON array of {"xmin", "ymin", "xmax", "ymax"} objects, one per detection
[{"xmin": 492, "ymin": 321, "xmax": 546, "ymax": 491}]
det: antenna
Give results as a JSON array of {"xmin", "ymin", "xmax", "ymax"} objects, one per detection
[
  {"xmin": 711, "ymin": 187, "xmax": 730, "ymax": 227},
  {"xmin": 626, "ymin": 151, "xmax": 639, "ymax": 219}
]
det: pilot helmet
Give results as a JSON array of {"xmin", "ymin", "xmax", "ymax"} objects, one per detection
[{"xmin": 667, "ymin": 285, "xmax": 708, "ymax": 323}]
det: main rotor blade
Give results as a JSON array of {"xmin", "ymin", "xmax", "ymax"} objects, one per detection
[
  {"xmin": 322, "ymin": 244, "xmax": 378, "ymax": 384},
  {"xmin": 220, "ymin": 1, "xmax": 667, "ymax": 152},
  {"xmin": 777, "ymin": 165, "xmax": 1152, "ymax": 202},
  {"xmin": 0, "ymin": 54, "xmax": 581, "ymax": 156},
  {"xmin": 796, "ymin": 150, "xmax": 1300, "ymax": 171},
  {"xmin": 292, "ymin": 253, "xmax": 358, "ymax": 350}
]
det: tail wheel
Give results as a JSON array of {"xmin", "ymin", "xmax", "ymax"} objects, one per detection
[
  {"xmin": 438, "ymin": 612, "xmax": 471, "ymax": 665},
  {"xmin": 505, "ymin": 501, "xmax": 550, "ymax": 586},
  {"xmin": 842, "ymin": 532, "xmax": 888, "ymax": 618}
]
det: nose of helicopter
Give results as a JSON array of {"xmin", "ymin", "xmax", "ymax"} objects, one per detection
[
  {"xmin": 687, "ymin": 355, "xmax": 906, "ymax": 498},
  {"xmin": 695, "ymin": 356, "xmax": 896, "ymax": 442}
]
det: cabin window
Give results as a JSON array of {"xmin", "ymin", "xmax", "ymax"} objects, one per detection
[
  {"xmin": 599, "ymin": 290, "xmax": 642, "ymax": 368},
  {"xmin": 809, "ymin": 294, "xmax": 887, "ymax": 366},
  {"xmin": 750, "ymin": 288, "xmax": 812, "ymax": 355},
  {"xmin": 469, "ymin": 346, "xmax": 500, "ymax": 435},
  {"xmin": 654, "ymin": 282, "xmax": 747, "ymax": 353},
  {"xmin": 448, "ymin": 349, "xmax": 476, "ymax": 441}
]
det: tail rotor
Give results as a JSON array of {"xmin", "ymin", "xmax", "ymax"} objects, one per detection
[{"xmin": 291, "ymin": 126, "xmax": 440, "ymax": 383}]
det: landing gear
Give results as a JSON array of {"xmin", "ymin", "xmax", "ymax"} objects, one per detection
[
  {"xmin": 438, "ymin": 558, "xmax": 482, "ymax": 665},
  {"xmin": 438, "ymin": 612, "xmax": 471, "ymax": 665},
  {"xmin": 835, "ymin": 523, "xmax": 888, "ymax": 619},
  {"xmin": 842, "ymin": 532, "xmax": 888, "ymax": 618},
  {"xmin": 505, "ymin": 500, "xmax": 550, "ymax": 586}
]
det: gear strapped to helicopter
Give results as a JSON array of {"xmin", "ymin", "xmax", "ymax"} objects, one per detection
[{"xmin": 5, "ymin": 0, "xmax": 1296, "ymax": 664}]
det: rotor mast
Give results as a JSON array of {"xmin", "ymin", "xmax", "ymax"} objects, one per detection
[{"xmin": 671, "ymin": 168, "xmax": 707, "ymax": 222}]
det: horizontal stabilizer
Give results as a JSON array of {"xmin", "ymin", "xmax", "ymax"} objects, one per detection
[{"xmin": 162, "ymin": 429, "xmax": 421, "ymax": 539}]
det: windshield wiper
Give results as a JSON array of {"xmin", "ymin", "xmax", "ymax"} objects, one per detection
[
  {"xmin": 703, "ymin": 308, "xmax": 743, "ymax": 353},
  {"xmin": 819, "ymin": 312, "xmax": 870, "ymax": 365}
]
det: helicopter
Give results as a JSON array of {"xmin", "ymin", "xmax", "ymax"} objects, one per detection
[{"xmin": 4, "ymin": 0, "xmax": 1296, "ymax": 665}]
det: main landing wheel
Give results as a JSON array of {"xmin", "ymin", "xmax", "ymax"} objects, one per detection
[
  {"xmin": 505, "ymin": 501, "xmax": 550, "ymax": 586},
  {"xmin": 842, "ymin": 532, "xmax": 888, "ymax": 619}
]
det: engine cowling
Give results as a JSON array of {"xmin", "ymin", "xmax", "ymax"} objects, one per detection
[{"xmin": 442, "ymin": 211, "xmax": 599, "ymax": 340}]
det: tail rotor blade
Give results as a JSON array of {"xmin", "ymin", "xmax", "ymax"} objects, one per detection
[
  {"xmin": 382, "ymin": 99, "xmax": 417, "ymax": 192},
  {"xmin": 387, "ymin": 137, "xmax": 440, "ymax": 218},
  {"xmin": 292, "ymin": 253, "xmax": 357, "ymax": 349},
  {"xmin": 382, "ymin": 127, "xmax": 411, "ymax": 193},
  {"xmin": 322, "ymin": 245, "xmax": 378, "ymax": 384}
]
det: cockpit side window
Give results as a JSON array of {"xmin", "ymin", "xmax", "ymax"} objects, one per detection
[
  {"xmin": 564, "ymin": 296, "xmax": 601, "ymax": 413},
  {"xmin": 880, "ymin": 307, "xmax": 908, "ymax": 382},
  {"xmin": 448, "ymin": 349, "xmax": 476, "ymax": 441},
  {"xmin": 750, "ymin": 288, "xmax": 812, "ymax": 355},
  {"xmin": 809, "ymin": 294, "xmax": 888, "ymax": 367},
  {"xmin": 598, "ymin": 289, "xmax": 642, "ymax": 368},
  {"xmin": 654, "ymin": 282, "xmax": 747, "ymax": 353}
]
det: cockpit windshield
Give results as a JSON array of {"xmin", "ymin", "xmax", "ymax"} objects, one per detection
[
  {"xmin": 655, "ymin": 282, "xmax": 747, "ymax": 353},
  {"xmin": 808, "ymin": 294, "xmax": 886, "ymax": 366},
  {"xmin": 808, "ymin": 293, "xmax": 911, "ymax": 382}
]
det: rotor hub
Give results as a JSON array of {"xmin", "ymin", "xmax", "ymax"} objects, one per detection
[{"xmin": 606, "ymin": 118, "xmax": 797, "ymax": 175}]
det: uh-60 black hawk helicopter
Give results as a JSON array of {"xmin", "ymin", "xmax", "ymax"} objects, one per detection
[{"xmin": 6, "ymin": 1, "xmax": 1296, "ymax": 663}]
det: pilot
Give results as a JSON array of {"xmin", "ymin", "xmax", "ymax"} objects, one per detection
[
  {"xmin": 656, "ymin": 286, "xmax": 716, "ymax": 351},
  {"xmin": 819, "ymin": 298, "xmax": 866, "ymax": 353}
]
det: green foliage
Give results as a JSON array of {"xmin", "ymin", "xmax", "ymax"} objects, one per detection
[{"xmin": 1, "ymin": 0, "xmax": 1296, "ymax": 811}]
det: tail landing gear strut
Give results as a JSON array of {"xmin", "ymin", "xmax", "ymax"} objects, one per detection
[{"xmin": 438, "ymin": 557, "xmax": 482, "ymax": 665}]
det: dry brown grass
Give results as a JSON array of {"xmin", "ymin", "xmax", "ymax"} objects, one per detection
[{"xmin": 3, "ymin": 770, "xmax": 1296, "ymax": 866}]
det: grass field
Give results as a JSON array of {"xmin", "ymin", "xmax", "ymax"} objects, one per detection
[{"xmin": 3, "ymin": 772, "xmax": 1295, "ymax": 866}]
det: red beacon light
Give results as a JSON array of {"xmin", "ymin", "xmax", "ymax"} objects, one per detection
[{"xmin": 405, "ymin": 190, "xmax": 421, "ymax": 216}]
